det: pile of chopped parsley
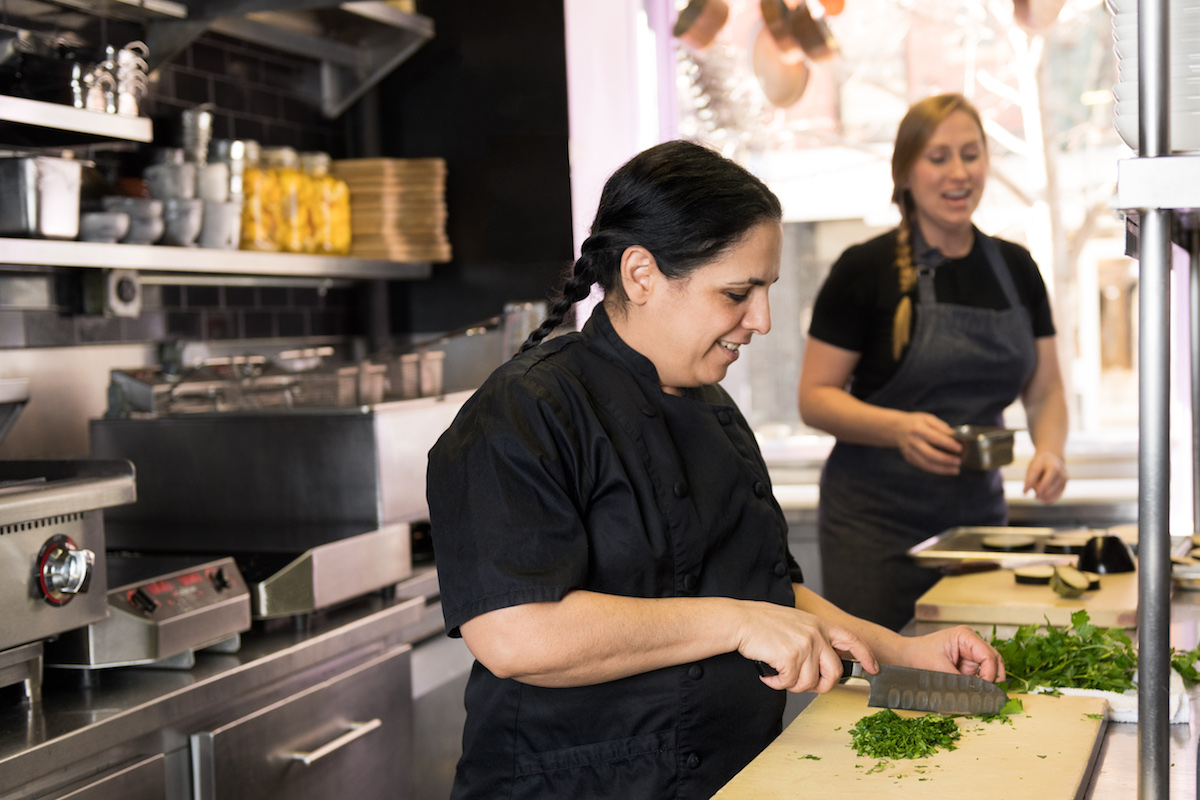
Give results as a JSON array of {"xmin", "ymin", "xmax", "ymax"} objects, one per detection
[{"xmin": 848, "ymin": 709, "xmax": 961, "ymax": 759}]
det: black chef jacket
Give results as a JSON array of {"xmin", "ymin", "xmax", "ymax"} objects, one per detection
[{"xmin": 428, "ymin": 304, "xmax": 801, "ymax": 800}]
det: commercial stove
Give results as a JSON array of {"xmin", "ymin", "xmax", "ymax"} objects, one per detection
[
  {"xmin": 43, "ymin": 553, "xmax": 250, "ymax": 671},
  {"xmin": 0, "ymin": 458, "xmax": 137, "ymax": 699}
]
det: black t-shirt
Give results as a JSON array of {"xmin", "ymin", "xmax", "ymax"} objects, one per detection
[
  {"xmin": 808, "ymin": 228, "xmax": 1056, "ymax": 399},
  {"xmin": 428, "ymin": 304, "xmax": 799, "ymax": 800}
]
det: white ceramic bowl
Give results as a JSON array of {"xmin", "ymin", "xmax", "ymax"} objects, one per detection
[
  {"xmin": 161, "ymin": 197, "xmax": 203, "ymax": 247},
  {"xmin": 1109, "ymin": 0, "xmax": 1200, "ymax": 13},
  {"xmin": 79, "ymin": 211, "xmax": 130, "ymax": 243},
  {"xmin": 101, "ymin": 195, "xmax": 163, "ymax": 219},
  {"xmin": 1114, "ymin": 109, "xmax": 1200, "ymax": 151},
  {"xmin": 122, "ymin": 214, "xmax": 165, "ymax": 245}
]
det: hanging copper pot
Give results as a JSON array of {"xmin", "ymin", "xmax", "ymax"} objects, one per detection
[
  {"xmin": 789, "ymin": 1, "xmax": 840, "ymax": 63},
  {"xmin": 673, "ymin": 0, "xmax": 731, "ymax": 51},
  {"xmin": 760, "ymin": 0, "xmax": 802, "ymax": 62},
  {"xmin": 1012, "ymin": 0, "xmax": 1067, "ymax": 33},
  {"xmin": 752, "ymin": 24, "xmax": 810, "ymax": 108}
]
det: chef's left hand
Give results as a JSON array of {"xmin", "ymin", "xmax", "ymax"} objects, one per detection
[
  {"xmin": 1024, "ymin": 450, "xmax": 1068, "ymax": 504},
  {"xmin": 894, "ymin": 625, "xmax": 1005, "ymax": 683}
]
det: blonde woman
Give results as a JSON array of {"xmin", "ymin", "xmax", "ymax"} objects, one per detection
[{"xmin": 799, "ymin": 94, "xmax": 1069, "ymax": 631}]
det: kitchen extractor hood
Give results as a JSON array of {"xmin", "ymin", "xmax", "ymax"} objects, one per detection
[{"xmin": 141, "ymin": 1, "xmax": 434, "ymax": 119}]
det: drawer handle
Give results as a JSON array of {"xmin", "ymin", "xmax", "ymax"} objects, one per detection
[{"xmin": 288, "ymin": 718, "xmax": 382, "ymax": 766}]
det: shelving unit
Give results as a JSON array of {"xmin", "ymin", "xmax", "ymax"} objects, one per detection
[
  {"xmin": 0, "ymin": 238, "xmax": 432, "ymax": 280},
  {"xmin": 0, "ymin": 95, "xmax": 153, "ymax": 144},
  {"xmin": 0, "ymin": 2, "xmax": 437, "ymax": 281}
]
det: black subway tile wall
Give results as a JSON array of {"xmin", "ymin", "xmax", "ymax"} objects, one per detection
[{"xmin": 149, "ymin": 32, "xmax": 340, "ymax": 155}]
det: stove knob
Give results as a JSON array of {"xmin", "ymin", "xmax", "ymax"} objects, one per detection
[{"xmin": 38, "ymin": 535, "xmax": 95, "ymax": 606}]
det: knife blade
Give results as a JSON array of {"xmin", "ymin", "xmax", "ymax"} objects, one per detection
[
  {"xmin": 752, "ymin": 658, "xmax": 1009, "ymax": 715},
  {"xmin": 840, "ymin": 659, "xmax": 1010, "ymax": 715}
]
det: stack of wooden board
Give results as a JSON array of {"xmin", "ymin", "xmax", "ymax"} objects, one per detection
[{"xmin": 330, "ymin": 158, "xmax": 451, "ymax": 263}]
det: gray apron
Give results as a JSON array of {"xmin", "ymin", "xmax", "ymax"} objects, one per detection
[{"xmin": 818, "ymin": 228, "xmax": 1038, "ymax": 631}]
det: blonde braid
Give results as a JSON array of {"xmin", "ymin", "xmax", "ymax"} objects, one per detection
[{"xmin": 891, "ymin": 210, "xmax": 918, "ymax": 361}]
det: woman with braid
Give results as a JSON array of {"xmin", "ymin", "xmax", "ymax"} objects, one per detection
[
  {"xmin": 799, "ymin": 93, "xmax": 1069, "ymax": 632},
  {"xmin": 427, "ymin": 139, "xmax": 1004, "ymax": 799}
]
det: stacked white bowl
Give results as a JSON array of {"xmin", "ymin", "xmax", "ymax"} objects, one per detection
[{"xmin": 1110, "ymin": 0, "xmax": 1200, "ymax": 151}]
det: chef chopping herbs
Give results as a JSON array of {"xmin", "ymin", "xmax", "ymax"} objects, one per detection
[{"xmin": 427, "ymin": 140, "xmax": 1005, "ymax": 800}]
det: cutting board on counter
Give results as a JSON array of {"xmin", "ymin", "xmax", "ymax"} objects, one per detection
[
  {"xmin": 914, "ymin": 569, "xmax": 1139, "ymax": 628},
  {"xmin": 715, "ymin": 683, "xmax": 1107, "ymax": 799}
]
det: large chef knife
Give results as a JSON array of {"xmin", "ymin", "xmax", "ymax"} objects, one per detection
[
  {"xmin": 839, "ymin": 659, "xmax": 1010, "ymax": 715},
  {"xmin": 753, "ymin": 659, "xmax": 1009, "ymax": 715}
]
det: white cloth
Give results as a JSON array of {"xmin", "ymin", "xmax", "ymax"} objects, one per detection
[{"xmin": 1031, "ymin": 670, "xmax": 1191, "ymax": 724}]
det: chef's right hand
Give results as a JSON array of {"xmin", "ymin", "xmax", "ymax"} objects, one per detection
[
  {"xmin": 737, "ymin": 603, "xmax": 876, "ymax": 694},
  {"xmin": 895, "ymin": 411, "xmax": 962, "ymax": 475}
]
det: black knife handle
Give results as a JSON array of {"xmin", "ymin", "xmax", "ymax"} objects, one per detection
[
  {"xmin": 753, "ymin": 660, "xmax": 778, "ymax": 676},
  {"xmin": 757, "ymin": 660, "xmax": 856, "ymax": 679}
]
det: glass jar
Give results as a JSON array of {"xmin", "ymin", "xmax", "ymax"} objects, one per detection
[
  {"xmin": 299, "ymin": 152, "xmax": 352, "ymax": 255},
  {"xmin": 239, "ymin": 140, "xmax": 277, "ymax": 251},
  {"xmin": 262, "ymin": 146, "xmax": 304, "ymax": 253}
]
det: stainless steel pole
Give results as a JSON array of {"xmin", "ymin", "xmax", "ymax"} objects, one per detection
[
  {"xmin": 1137, "ymin": 0, "xmax": 1171, "ymax": 796},
  {"xmin": 1192, "ymin": 229, "xmax": 1200, "ymax": 535}
]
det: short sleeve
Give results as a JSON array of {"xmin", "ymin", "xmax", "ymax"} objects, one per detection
[
  {"xmin": 427, "ymin": 370, "xmax": 592, "ymax": 637},
  {"xmin": 808, "ymin": 250, "xmax": 875, "ymax": 352}
]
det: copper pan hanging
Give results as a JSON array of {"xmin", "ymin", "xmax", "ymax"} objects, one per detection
[
  {"xmin": 789, "ymin": 1, "xmax": 840, "ymax": 63},
  {"xmin": 673, "ymin": 0, "xmax": 731, "ymax": 50}
]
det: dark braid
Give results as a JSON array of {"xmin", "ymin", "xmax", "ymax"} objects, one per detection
[
  {"xmin": 519, "ymin": 140, "xmax": 782, "ymax": 351},
  {"xmin": 519, "ymin": 253, "xmax": 601, "ymax": 352}
]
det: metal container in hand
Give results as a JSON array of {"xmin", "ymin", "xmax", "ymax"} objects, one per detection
[
  {"xmin": 0, "ymin": 156, "xmax": 82, "ymax": 239},
  {"xmin": 952, "ymin": 425, "xmax": 1015, "ymax": 470}
]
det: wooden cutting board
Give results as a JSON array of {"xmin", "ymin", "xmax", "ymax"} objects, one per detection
[
  {"xmin": 914, "ymin": 570, "xmax": 1139, "ymax": 628},
  {"xmin": 715, "ymin": 683, "xmax": 1107, "ymax": 799}
]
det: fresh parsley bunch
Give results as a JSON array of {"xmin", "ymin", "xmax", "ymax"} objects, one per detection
[{"xmin": 989, "ymin": 610, "xmax": 1138, "ymax": 694}]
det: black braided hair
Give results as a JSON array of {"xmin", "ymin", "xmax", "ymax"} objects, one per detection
[{"xmin": 519, "ymin": 140, "xmax": 782, "ymax": 351}]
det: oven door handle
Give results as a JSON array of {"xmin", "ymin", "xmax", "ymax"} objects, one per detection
[{"xmin": 287, "ymin": 718, "xmax": 382, "ymax": 766}]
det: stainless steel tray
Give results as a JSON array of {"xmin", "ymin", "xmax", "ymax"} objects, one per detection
[{"xmin": 909, "ymin": 524, "xmax": 1188, "ymax": 566}]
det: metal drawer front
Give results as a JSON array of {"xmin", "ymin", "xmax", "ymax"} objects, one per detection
[
  {"xmin": 190, "ymin": 645, "xmax": 413, "ymax": 800},
  {"xmin": 44, "ymin": 754, "xmax": 167, "ymax": 800}
]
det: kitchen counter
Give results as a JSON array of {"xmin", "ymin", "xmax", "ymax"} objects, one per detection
[{"xmin": 0, "ymin": 570, "xmax": 439, "ymax": 800}]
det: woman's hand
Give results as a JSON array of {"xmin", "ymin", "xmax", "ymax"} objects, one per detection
[
  {"xmin": 1024, "ymin": 450, "xmax": 1067, "ymax": 504},
  {"xmin": 736, "ymin": 602, "xmax": 878, "ymax": 694},
  {"xmin": 892, "ymin": 625, "xmax": 1005, "ymax": 683},
  {"xmin": 895, "ymin": 412, "xmax": 963, "ymax": 475}
]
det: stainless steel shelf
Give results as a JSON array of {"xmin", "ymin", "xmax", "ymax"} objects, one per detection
[
  {"xmin": 0, "ymin": 95, "xmax": 154, "ymax": 144},
  {"xmin": 0, "ymin": 238, "xmax": 432, "ymax": 280}
]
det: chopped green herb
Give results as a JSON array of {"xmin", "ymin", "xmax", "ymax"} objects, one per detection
[
  {"xmin": 976, "ymin": 696, "xmax": 1024, "ymax": 724},
  {"xmin": 798, "ymin": 754, "xmax": 821, "ymax": 760},
  {"xmin": 848, "ymin": 709, "xmax": 961, "ymax": 760},
  {"xmin": 865, "ymin": 759, "xmax": 893, "ymax": 774},
  {"xmin": 1037, "ymin": 754, "xmax": 1047, "ymax": 759}
]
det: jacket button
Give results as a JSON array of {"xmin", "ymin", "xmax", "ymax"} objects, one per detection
[
  {"xmin": 754, "ymin": 481, "xmax": 767, "ymax": 497},
  {"xmin": 674, "ymin": 481, "xmax": 689, "ymax": 498},
  {"xmin": 717, "ymin": 410, "xmax": 731, "ymax": 424},
  {"xmin": 688, "ymin": 664, "xmax": 704, "ymax": 680},
  {"xmin": 641, "ymin": 405, "xmax": 656, "ymax": 417},
  {"xmin": 774, "ymin": 562, "xmax": 788, "ymax": 577},
  {"xmin": 682, "ymin": 574, "xmax": 698, "ymax": 592},
  {"xmin": 687, "ymin": 753, "xmax": 701, "ymax": 769}
]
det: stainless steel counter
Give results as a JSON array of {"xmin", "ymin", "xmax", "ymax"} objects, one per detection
[
  {"xmin": 0, "ymin": 575, "xmax": 433, "ymax": 799},
  {"xmin": 909, "ymin": 587, "xmax": 1200, "ymax": 799}
]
